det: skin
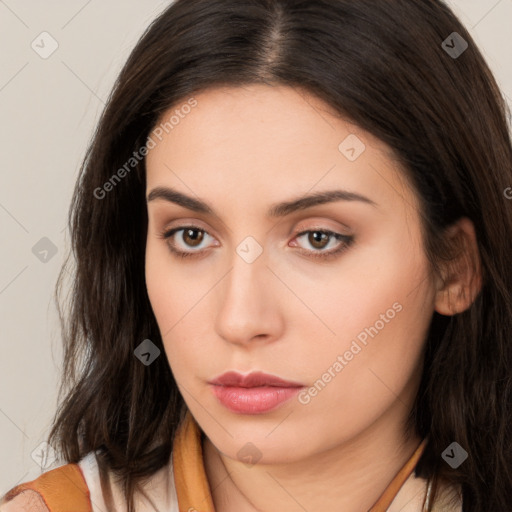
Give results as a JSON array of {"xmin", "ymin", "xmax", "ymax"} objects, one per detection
[{"xmin": 144, "ymin": 84, "xmax": 481, "ymax": 512}]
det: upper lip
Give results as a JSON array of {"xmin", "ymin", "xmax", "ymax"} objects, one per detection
[{"xmin": 208, "ymin": 371, "xmax": 304, "ymax": 388}]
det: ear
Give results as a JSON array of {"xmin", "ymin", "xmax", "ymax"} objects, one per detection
[{"xmin": 434, "ymin": 217, "xmax": 483, "ymax": 316}]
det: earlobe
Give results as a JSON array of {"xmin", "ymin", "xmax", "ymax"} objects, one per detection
[
  {"xmin": 434, "ymin": 217, "xmax": 482, "ymax": 316},
  {"xmin": 435, "ymin": 282, "xmax": 473, "ymax": 316}
]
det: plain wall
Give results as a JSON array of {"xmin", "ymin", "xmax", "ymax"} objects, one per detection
[{"xmin": 1, "ymin": 0, "xmax": 511, "ymax": 494}]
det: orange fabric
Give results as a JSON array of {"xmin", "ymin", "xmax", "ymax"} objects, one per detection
[
  {"xmin": 370, "ymin": 437, "xmax": 428, "ymax": 511},
  {"xmin": 2, "ymin": 463, "xmax": 92, "ymax": 512},
  {"xmin": 172, "ymin": 412, "xmax": 216, "ymax": 512},
  {"xmin": 172, "ymin": 410, "xmax": 428, "ymax": 512}
]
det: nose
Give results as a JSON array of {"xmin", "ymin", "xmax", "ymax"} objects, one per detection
[{"xmin": 214, "ymin": 246, "xmax": 284, "ymax": 347}]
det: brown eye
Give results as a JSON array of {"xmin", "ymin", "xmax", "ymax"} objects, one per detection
[
  {"xmin": 160, "ymin": 225, "xmax": 217, "ymax": 259},
  {"xmin": 293, "ymin": 229, "xmax": 354, "ymax": 260},
  {"xmin": 182, "ymin": 228, "xmax": 204, "ymax": 247},
  {"xmin": 308, "ymin": 231, "xmax": 330, "ymax": 249}
]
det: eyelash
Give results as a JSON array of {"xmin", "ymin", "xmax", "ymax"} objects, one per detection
[{"xmin": 157, "ymin": 225, "xmax": 355, "ymax": 260}]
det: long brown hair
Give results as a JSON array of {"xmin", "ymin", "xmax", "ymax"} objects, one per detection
[{"xmin": 40, "ymin": 0, "xmax": 512, "ymax": 510}]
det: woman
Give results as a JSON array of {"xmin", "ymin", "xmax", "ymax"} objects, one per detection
[{"xmin": 2, "ymin": 0, "xmax": 511, "ymax": 511}]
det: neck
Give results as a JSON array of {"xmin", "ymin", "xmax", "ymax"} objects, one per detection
[{"xmin": 202, "ymin": 400, "xmax": 423, "ymax": 512}]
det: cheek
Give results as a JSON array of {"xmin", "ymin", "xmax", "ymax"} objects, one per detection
[
  {"xmin": 145, "ymin": 236, "xmax": 203, "ymax": 328},
  {"xmin": 145, "ymin": 241, "xmax": 185, "ymax": 355},
  {"xmin": 294, "ymin": 227, "xmax": 434, "ymax": 410},
  {"xmin": 287, "ymin": 222, "xmax": 433, "ymax": 353},
  {"xmin": 145, "ymin": 242, "xmax": 174, "ymax": 326},
  {"xmin": 145, "ymin": 239, "xmax": 217, "ymax": 381}
]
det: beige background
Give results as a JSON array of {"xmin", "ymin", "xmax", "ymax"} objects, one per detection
[{"xmin": 1, "ymin": 0, "xmax": 511, "ymax": 494}]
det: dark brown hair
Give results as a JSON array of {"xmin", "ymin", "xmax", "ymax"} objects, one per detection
[{"xmin": 35, "ymin": 0, "xmax": 512, "ymax": 510}]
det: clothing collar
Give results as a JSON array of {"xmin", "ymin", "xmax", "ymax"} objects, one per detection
[{"xmin": 172, "ymin": 410, "xmax": 428, "ymax": 512}]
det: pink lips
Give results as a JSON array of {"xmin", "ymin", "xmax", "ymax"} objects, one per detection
[{"xmin": 208, "ymin": 371, "xmax": 305, "ymax": 414}]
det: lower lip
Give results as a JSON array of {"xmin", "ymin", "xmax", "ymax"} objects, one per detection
[{"xmin": 210, "ymin": 385, "xmax": 302, "ymax": 414}]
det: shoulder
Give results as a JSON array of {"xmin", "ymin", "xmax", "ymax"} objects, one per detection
[
  {"xmin": 78, "ymin": 450, "xmax": 180, "ymax": 512},
  {"xmin": 0, "ymin": 490, "xmax": 49, "ymax": 512},
  {"xmin": 0, "ymin": 462, "xmax": 91, "ymax": 512},
  {"xmin": 1, "ymin": 451, "xmax": 179, "ymax": 512}
]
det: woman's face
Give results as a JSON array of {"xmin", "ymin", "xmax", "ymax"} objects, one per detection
[{"xmin": 145, "ymin": 84, "xmax": 436, "ymax": 463}]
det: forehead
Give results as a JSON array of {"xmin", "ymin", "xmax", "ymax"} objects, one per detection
[{"xmin": 145, "ymin": 84, "xmax": 418, "ymax": 215}]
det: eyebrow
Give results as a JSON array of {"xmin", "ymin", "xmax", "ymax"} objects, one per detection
[{"xmin": 146, "ymin": 186, "xmax": 377, "ymax": 218}]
